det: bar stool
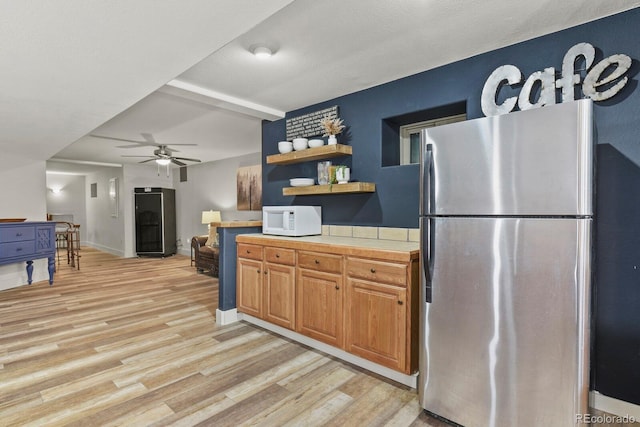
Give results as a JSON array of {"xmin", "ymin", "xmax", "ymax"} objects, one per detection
[
  {"xmin": 68, "ymin": 223, "xmax": 80, "ymax": 269},
  {"xmin": 54, "ymin": 222, "xmax": 80, "ymax": 270}
]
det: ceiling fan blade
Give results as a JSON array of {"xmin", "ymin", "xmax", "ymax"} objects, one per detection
[
  {"xmin": 91, "ymin": 134, "xmax": 145, "ymax": 144},
  {"xmin": 140, "ymin": 133, "xmax": 156, "ymax": 143},
  {"xmin": 117, "ymin": 144, "xmax": 149, "ymax": 149},
  {"xmin": 173, "ymin": 157, "xmax": 201, "ymax": 163},
  {"xmin": 121, "ymin": 155, "xmax": 156, "ymax": 158},
  {"xmin": 138, "ymin": 158, "xmax": 156, "ymax": 164},
  {"xmin": 140, "ymin": 133, "xmax": 195, "ymax": 147},
  {"xmin": 91, "ymin": 134, "xmax": 159, "ymax": 148},
  {"xmin": 171, "ymin": 159, "xmax": 186, "ymax": 167}
]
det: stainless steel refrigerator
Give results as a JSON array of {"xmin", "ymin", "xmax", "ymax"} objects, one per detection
[{"xmin": 419, "ymin": 99, "xmax": 593, "ymax": 427}]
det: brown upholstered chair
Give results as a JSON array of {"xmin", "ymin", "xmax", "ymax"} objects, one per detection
[{"xmin": 191, "ymin": 235, "xmax": 219, "ymax": 277}]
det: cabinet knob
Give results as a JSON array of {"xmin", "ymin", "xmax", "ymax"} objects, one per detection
[
  {"xmin": 246, "ymin": 250, "xmax": 251, "ymax": 254},
  {"xmin": 397, "ymin": 300, "xmax": 403, "ymax": 305},
  {"xmin": 370, "ymin": 268, "xmax": 376, "ymax": 273},
  {"xmin": 16, "ymin": 233, "xmax": 22, "ymax": 237},
  {"xmin": 276, "ymin": 253, "xmax": 280, "ymax": 258},
  {"xmin": 257, "ymin": 269, "xmax": 260, "ymax": 273},
  {"xmin": 335, "ymin": 285, "xmax": 339, "ymax": 290},
  {"xmin": 264, "ymin": 270, "xmax": 268, "ymax": 275},
  {"xmin": 315, "ymin": 259, "xmax": 320, "ymax": 264},
  {"xmin": 16, "ymin": 248, "xmax": 23, "ymax": 252}
]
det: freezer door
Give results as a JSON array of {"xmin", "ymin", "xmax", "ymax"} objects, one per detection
[
  {"xmin": 419, "ymin": 217, "xmax": 591, "ymax": 427},
  {"xmin": 421, "ymin": 99, "xmax": 593, "ymax": 216}
]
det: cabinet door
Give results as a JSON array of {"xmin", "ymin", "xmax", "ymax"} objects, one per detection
[
  {"xmin": 346, "ymin": 278, "xmax": 407, "ymax": 372},
  {"xmin": 237, "ymin": 257, "xmax": 263, "ymax": 318},
  {"xmin": 264, "ymin": 262, "xmax": 296, "ymax": 330},
  {"xmin": 296, "ymin": 268, "xmax": 343, "ymax": 348}
]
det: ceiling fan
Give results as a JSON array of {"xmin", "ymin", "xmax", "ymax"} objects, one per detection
[
  {"xmin": 122, "ymin": 144, "xmax": 202, "ymax": 167},
  {"xmin": 90, "ymin": 133, "xmax": 202, "ymax": 166}
]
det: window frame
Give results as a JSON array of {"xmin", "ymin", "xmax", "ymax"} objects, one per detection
[{"xmin": 399, "ymin": 114, "xmax": 467, "ymax": 165}]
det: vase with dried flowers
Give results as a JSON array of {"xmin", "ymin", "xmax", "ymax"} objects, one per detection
[{"xmin": 320, "ymin": 116, "xmax": 345, "ymax": 145}]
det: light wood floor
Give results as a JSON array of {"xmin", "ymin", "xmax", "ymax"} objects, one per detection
[{"xmin": 0, "ymin": 247, "xmax": 445, "ymax": 427}]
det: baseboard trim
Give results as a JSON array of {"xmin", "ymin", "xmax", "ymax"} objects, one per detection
[
  {"xmin": 240, "ymin": 313, "xmax": 418, "ymax": 389},
  {"xmin": 590, "ymin": 391, "xmax": 640, "ymax": 420},
  {"xmin": 84, "ymin": 242, "xmax": 125, "ymax": 257},
  {"xmin": 216, "ymin": 308, "xmax": 239, "ymax": 326}
]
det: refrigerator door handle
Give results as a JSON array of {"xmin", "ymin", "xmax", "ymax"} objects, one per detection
[
  {"xmin": 421, "ymin": 140, "xmax": 434, "ymax": 215},
  {"xmin": 422, "ymin": 217, "xmax": 434, "ymax": 303}
]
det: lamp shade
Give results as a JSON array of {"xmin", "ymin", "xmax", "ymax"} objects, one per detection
[{"xmin": 201, "ymin": 210, "xmax": 221, "ymax": 224}]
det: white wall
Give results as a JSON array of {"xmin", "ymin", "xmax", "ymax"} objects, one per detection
[
  {"xmin": 173, "ymin": 152, "xmax": 262, "ymax": 255},
  {"xmin": 0, "ymin": 161, "xmax": 47, "ymax": 219},
  {"xmin": 0, "ymin": 161, "xmax": 49, "ymax": 290},
  {"xmin": 46, "ymin": 173, "xmax": 87, "ymax": 242},
  {"xmin": 0, "ymin": 150, "xmax": 264, "ymax": 287},
  {"xmin": 85, "ymin": 167, "xmax": 126, "ymax": 256}
]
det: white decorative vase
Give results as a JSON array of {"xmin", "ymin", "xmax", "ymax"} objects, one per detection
[
  {"xmin": 328, "ymin": 135, "xmax": 337, "ymax": 145},
  {"xmin": 336, "ymin": 167, "xmax": 350, "ymax": 184}
]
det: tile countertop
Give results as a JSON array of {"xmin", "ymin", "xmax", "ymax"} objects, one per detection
[
  {"xmin": 211, "ymin": 221, "xmax": 262, "ymax": 228},
  {"xmin": 236, "ymin": 233, "xmax": 420, "ymax": 262}
]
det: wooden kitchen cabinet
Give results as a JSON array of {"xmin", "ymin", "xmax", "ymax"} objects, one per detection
[
  {"xmin": 263, "ymin": 247, "xmax": 296, "ymax": 329},
  {"xmin": 297, "ymin": 267, "xmax": 344, "ymax": 348},
  {"xmin": 236, "ymin": 246, "xmax": 263, "ymax": 318},
  {"xmin": 296, "ymin": 250, "xmax": 344, "ymax": 347},
  {"xmin": 345, "ymin": 257, "xmax": 410, "ymax": 371},
  {"xmin": 235, "ymin": 234, "xmax": 419, "ymax": 376},
  {"xmin": 237, "ymin": 243, "xmax": 296, "ymax": 330},
  {"xmin": 346, "ymin": 279, "xmax": 406, "ymax": 371},
  {"xmin": 345, "ymin": 256, "xmax": 418, "ymax": 374}
]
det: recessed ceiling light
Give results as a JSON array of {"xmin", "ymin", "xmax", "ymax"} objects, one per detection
[{"xmin": 252, "ymin": 46, "xmax": 272, "ymax": 59}]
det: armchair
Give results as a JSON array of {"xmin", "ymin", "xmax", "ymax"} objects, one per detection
[{"xmin": 191, "ymin": 235, "xmax": 219, "ymax": 277}]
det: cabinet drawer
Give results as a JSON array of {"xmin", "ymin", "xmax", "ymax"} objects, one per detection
[
  {"xmin": 0, "ymin": 226, "xmax": 35, "ymax": 243},
  {"xmin": 265, "ymin": 246, "xmax": 295, "ymax": 266},
  {"xmin": 298, "ymin": 251, "xmax": 342, "ymax": 274},
  {"xmin": 0, "ymin": 241, "xmax": 36, "ymax": 258},
  {"xmin": 347, "ymin": 257, "xmax": 408, "ymax": 287},
  {"xmin": 237, "ymin": 243, "xmax": 263, "ymax": 260}
]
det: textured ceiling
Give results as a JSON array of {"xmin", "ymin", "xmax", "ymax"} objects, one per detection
[
  {"xmin": 3, "ymin": 1, "xmax": 639, "ymax": 170},
  {"xmin": 0, "ymin": 0, "xmax": 294, "ymax": 171}
]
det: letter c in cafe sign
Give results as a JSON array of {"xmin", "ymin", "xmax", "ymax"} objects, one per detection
[{"xmin": 481, "ymin": 42, "xmax": 632, "ymax": 116}]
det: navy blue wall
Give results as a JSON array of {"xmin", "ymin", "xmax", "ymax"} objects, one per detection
[{"xmin": 262, "ymin": 9, "xmax": 640, "ymax": 405}]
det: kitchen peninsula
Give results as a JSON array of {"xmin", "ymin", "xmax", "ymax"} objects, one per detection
[
  {"xmin": 213, "ymin": 220, "xmax": 262, "ymax": 325},
  {"xmin": 235, "ymin": 232, "xmax": 419, "ymax": 387}
]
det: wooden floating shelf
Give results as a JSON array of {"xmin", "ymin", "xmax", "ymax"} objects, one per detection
[
  {"xmin": 267, "ymin": 144, "xmax": 352, "ymax": 165},
  {"xmin": 283, "ymin": 182, "xmax": 376, "ymax": 196}
]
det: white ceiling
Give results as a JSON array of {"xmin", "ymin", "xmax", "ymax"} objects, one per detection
[{"xmin": 4, "ymin": 1, "xmax": 640, "ymax": 171}]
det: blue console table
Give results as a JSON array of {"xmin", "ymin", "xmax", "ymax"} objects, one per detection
[{"xmin": 0, "ymin": 221, "xmax": 56, "ymax": 285}]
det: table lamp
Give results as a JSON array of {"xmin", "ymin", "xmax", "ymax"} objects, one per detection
[{"xmin": 201, "ymin": 210, "xmax": 221, "ymax": 245}]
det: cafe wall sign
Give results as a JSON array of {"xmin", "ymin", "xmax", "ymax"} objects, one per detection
[{"xmin": 481, "ymin": 42, "xmax": 633, "ymax": 116}]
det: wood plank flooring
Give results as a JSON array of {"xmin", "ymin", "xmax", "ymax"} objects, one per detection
[{"xmin": 0, "ymin": 248, "xmax": 444, "ymax": 426}]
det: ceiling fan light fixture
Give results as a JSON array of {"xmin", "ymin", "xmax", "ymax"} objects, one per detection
[
  {"xmin": 155, "ymin": 158, "xmax": 171, "ymax": 166},
  {"xmin": 252, "ymin": 45, "xmax": 272, "ymax": 59}
]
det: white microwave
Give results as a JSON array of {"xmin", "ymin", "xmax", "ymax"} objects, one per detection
[{"xmin": 262, "ymin": 206, "xmax": 322, "ymax": 237}]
